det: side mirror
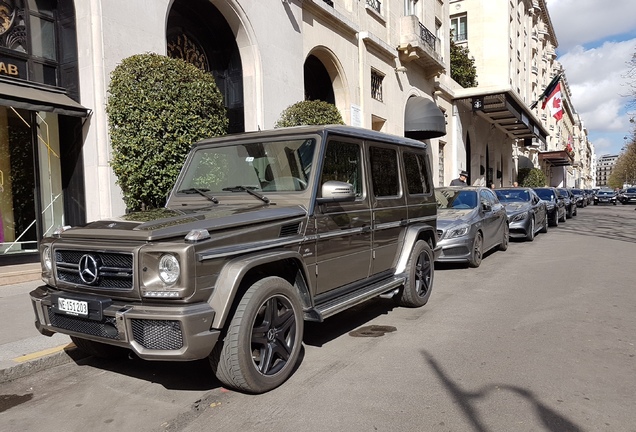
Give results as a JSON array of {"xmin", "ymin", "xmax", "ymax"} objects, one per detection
[
  {"xmin": 315, "ymin": 181, "xmax": 356, "ymax": 204},
  {"xmin": 481, "ymin": 202, "xmax": 492, "ymax": 212}
]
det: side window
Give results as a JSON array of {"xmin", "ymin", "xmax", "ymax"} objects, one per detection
[
  {"xmin": 403, "ymin": 151, "xmax": 431, "ymax": 195},
  {"xmin": 320, "ymin": 139, "xmax": 363, "ymax": 197},
  {"xmin": 370, "ymin": 146, "xmax": 399, "ymax": 197},
  {"xmin": 481, "ymin": 189, "xmax": 497, "ymax": 206}
]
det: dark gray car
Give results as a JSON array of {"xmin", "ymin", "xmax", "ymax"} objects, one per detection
[
  {"xmin": 29, "ymin": 125, "xmax": 438, "ymax": 394},
  {"xmin": 495, "ymin": 187, "xmax": 548, "ymax": 241},
  {"xmin": 435, "ymin": 186, "xmax": 509, "ymax": 267}
]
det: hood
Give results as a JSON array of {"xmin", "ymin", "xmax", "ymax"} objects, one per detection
[
  {"xmin": 58, "ymin": 204, "xmax": 307, "ymax": 241},
  {"xmin": 502, "ymin": 202, "xmax": 531, "ymax": 215},
  {"xmin": 437, "ymin": 208, "xmax": 474, "ymax": 229}
]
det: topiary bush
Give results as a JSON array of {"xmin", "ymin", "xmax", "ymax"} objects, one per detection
[
  {"xmin": 521, "ymin": 168, "xmax": 547, "ymax": 187},
  {"xmin": 106, "ymin": 53, "xmax": 228, "ymax": 211},
  {"xmin": 274, "ymin": 100, "xmax": 344, "ymax": 128}
]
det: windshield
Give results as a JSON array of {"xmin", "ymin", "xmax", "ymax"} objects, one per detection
[
  {"xmin": 176, "ymin": 138, "xmax": 316, "ymax": 194},
  {"xmin": 571, "ymin": 189, "xmax": 582, "ymax": 196},
  {"xmin": 597, "ymin": 190, "xmax": 614, "ymax": 196},
  {"xmin": 495, "ymin": 189, "xmax": 530, "ymax": 202},
  {"xmin": 534, "ymin": 189, "xmax": 555, "ymax": 201},
  {"xmin": 435, "ymin": 189, "xmax": 478, "ymax": 209}
]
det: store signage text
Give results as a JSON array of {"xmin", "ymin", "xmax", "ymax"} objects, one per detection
[{"xmin": 0, "ymin": 61, "xmax": 19, "ymax": 77}]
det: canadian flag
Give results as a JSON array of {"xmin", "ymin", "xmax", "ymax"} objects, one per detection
[{"xmin": 542, "ymin": 82, "xmax": 563, "ymax": 121}]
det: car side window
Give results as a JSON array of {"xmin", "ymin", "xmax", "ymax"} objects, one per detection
[
  {"xmin": 369, "ymin": 146, "xmax": 399, "ymax": 197},
  {"xmin": 403, "ymin": 151, "xmax": 431, "ymax": 195},
  {"xmin": 320, "ymin": 139, "xmax": 363, "ymax": 197},
  {"xmin": 483, "ymin": 189, "xmax": 498, "ymax": 205}
]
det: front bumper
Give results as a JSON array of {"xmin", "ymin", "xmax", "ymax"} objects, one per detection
[
  {"xmin": 508, "ymin": 216, "xmax": 531, "ymax": 238},
  {"xmin": 30, "ymin": 286, "xmax": 220, "ymax": 361},
  {"xmin": 436, "ymin": 236, "xmax": 473, "ymax": 263}
]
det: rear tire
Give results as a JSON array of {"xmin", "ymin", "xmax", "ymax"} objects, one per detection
[
  {"xmin": 70, "ymin": 336, "xmax": 129, "ymax": 359},
  {"xmin": 498, "ymin": 223, "xmax": 509, "ymax": 251},
  {"xmin": 396, "ymin": 240, "xmax": 434, "ymax": 308},
  {"xmin": 540, "ymin": 213, "xmax": 548, "ymax": 233},
  {"xmin": 210, "ymin": 276, "xmax": 303, "ymax": 394}
]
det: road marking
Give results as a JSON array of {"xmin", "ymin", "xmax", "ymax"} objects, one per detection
[{"xmin": 14, "ymin": 343, "xmax": 75, "ymax": 363}]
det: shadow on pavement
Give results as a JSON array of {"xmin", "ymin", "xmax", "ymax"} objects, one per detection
[{"xmin": 422, "ymin": 350, "xmax": 584, "ymax": 432}]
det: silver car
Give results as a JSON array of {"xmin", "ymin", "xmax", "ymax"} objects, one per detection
[
  {"xmin": 494, "ymin": 187, "xmax": 548, "ymax": 241},
  {"xmin": 435, "ymin": 186, "xmax": 509, "ymax": 267}
]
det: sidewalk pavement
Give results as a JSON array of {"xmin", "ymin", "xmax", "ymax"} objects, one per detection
[{"xmin": 0, "ymin": 272, "xmax": 86, "ymax": 383}]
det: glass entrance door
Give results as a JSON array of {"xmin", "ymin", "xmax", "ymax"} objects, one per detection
[{"xmin": 0, "ymin": 107, "xmax": 64, "ymax": 256}]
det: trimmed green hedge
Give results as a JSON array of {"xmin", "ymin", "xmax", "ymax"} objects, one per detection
[
  {"xmin": 275, "ymin": 100, "xmax": 344, "ymax": 128},
  {"xmin": 520, "ymin": 168, "xmax": 547, "ymax": 187},
  {"xmin": 106, "ymin": 53, "xmax": 228, "ymax": 211}
]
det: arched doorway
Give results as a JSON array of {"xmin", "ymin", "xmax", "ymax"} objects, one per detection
[
  {"xmin": 167, "ymin": 0, "xmax": 244, "ymax": 133},
  {"xmin": 304, "ymin": 54, "xmax": 335, "ymax": 103}
]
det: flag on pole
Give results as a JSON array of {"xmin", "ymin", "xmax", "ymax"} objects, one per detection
[
  {"xmin": 542, "ymin": 82, "xmax": 563, "ymax": 121},
  {"xmin": 529, "ymin": 72, "xmax": 562, "ymax": 109}
]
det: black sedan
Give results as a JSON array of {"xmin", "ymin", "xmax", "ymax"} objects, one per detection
[
  {"xmin": 569, "ymin": 188, "xmax": 587, "ymax": 208},
  {"xmin": 556, "ymin": 188, "xmax": 577, "ymax": 218},
  {"xmin": 619, "ymin": 187, "xmax": 636, "ymax": 205},
  {"xmin": 533, "ymin": 187, "xmax": 567, "ymax": 226},
  {"xmin": 495, "ymin": 187, "xmax": 548, "ymax": 241},
  {"xmin": 594, "ymin": 189, "xmax": 617, "ymax": 205}
]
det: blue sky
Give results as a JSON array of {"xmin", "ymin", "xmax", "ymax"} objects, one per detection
[{"xmin": 548, "ymin": 0, "xmax": 636, "ymax": 158}]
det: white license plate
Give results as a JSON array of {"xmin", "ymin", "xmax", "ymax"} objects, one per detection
[{"xmin": 58, "ymin": 297, "xmax": 88, "ymax": 317}]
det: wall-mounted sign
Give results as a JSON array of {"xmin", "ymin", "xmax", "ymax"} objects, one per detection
[{"xmin": 0, "ymin": 56, "xmax": 25, "ymax": 78}]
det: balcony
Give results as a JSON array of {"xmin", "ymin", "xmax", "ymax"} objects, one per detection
[
  {"xmin": 398, "ymin": 15, "xmax": 446, "ymax": 77},
  {"xmin": 365, "ymin": 0, "xmax": 381, "ymax": 14}
]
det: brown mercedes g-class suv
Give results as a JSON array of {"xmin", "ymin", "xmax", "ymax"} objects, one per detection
[{"xmin": 30, "ymin": 125, "xmax": 438, "ymax": 393}]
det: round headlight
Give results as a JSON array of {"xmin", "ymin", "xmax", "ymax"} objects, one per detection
[
  {"xmin": 158, "ymin": 254, "xmax": 180, "ymax": 285},
  {"xmin": 42, "ymin": 246, "xmax": 52, "ymax": 271}
]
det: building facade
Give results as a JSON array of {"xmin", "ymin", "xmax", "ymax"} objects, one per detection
[
  {"xmin": 596, "ymin": 154, "xmax": 619, "ymax": 187},
  {"xmin": 0, "ymin": 0, "xmax": 595, "ymax": 264}
]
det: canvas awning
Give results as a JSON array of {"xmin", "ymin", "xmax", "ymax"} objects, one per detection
[
  {"xmin": 454, "ymin": 88, "xmax": 548, "ymax": 144},
  {"xmin": 539, "ymin": 150, "xmax": 572, "ymax": 167},
  {"xmin": 404, "ymin": 96, "xmax": 446, "ymax": 139},
  {"xmin": 0, "ymin": 81, "xmax": 89, "ymax": 117}
]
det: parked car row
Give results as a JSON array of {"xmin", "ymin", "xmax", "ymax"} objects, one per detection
[{"xmin": 434, "ymin": 185, "xmax": 584, "ymax": 268}]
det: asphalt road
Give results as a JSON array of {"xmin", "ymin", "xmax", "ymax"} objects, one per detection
[{"xmin": 1, "ymin": 204, "xmax": 635, "ymax": 432}]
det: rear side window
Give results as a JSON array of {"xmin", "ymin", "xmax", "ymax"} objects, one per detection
[
  {"xmin": 370, "ymin": 146, "xmax": 399, "ymax": 197},
  {"xmin": 403, "ymin": 151, "xmax": 431, "ymax": 195}
]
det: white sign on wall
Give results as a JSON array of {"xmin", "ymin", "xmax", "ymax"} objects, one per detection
[{"xmin": 350, "ymin": 104, "xmax": 362, "ymax": 127}]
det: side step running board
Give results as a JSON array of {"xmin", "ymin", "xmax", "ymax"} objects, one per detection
[{"xmin": 304, "ymin": 276, "xmax": 406, "ymax": 322}]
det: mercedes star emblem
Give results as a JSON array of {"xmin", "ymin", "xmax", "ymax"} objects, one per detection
[{"xmin": 78, "ymin": 254, "xmax": 100, "ymax": 285}]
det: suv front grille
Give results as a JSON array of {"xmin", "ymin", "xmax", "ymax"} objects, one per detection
[
  {"xmin": 131, "ymin": 319, "xmax": 183, "ymax": 350},
  {"xmin": 55, "ymin": 250, "xmax": 134, "ymax": 289}
]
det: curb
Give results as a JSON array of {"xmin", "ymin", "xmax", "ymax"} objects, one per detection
[{"xmin": 0, "ymin": 343, "xmax": 89, "ymax": 384}]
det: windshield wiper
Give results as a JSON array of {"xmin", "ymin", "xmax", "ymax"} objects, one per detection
[
  {"xmin": 222, "ymin": 185, "xmax": 270, "ymax": 204},
  {"xmin": 177, "ymin": 188, "xmax": 219, "ymax": 204}
]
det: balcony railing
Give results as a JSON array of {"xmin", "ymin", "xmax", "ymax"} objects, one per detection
[
  {"xmin": 398, "ymin": 16, "xmax": 445, "ymax": 75},
  {"xmin": 322, "ymin": 0, "xmax": 334, "ymax": 6},
  {"xmin": 366, "ymin": 0, "xmax": 381, "ymax": 14},
  {"xmin": 419, "ymin": 22, "xmax": 437, "ymax": 51}
]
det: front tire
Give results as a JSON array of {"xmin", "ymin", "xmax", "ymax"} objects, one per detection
[
  {"xmin": 468, "ymin": 232, "xmax": 483, "ymax": 268},
  {"xmin": 526, "ymin": 216, "xmax": 535, "ymax": 242},
  {"xmin": 396, "ymin": 240, "xmax": 434, "ymax": 307},
  {"xmin": 210, "ymin": 276, "xmax": 304, "ymax": 394}
]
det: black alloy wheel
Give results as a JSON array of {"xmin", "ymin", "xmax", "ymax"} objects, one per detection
[
  {"xmin": 526, "ymin": 216, "xmax": 535, "ymax": 242},
  {"xmin": 210, "ymin": 276, "xmax": 303, "ymax": 394},
  {"xmin": 469, "ymin": 232, "xmax": 483, "ymax": 268},
  {"xmin": 396, "ymin": 240, "xmax": 434, "ymax": 307},
  {"xmin": 498, "ymin": 223, "xmax": 509, "ymax": 251}
]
